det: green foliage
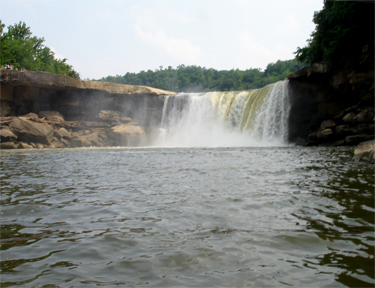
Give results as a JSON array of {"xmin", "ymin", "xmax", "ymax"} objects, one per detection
[
  {"xmin": 99, "ymin": 59, "xmax": 305, "ymax": 92},
  {"xmin": 295, "ymin": 0, "xmax": 374, "ymax": 69},
  {"xmin": 0, "ymin": 20, "xmax": 80, "ymax": 79}
]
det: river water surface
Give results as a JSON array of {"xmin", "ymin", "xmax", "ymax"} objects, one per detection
[{"xmin": 0, "ymin": 146, "xmax": 374, "ymax": 287}]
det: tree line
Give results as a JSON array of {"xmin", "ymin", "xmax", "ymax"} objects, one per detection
[
  {"xmin": 295, "ymin": 0, "xmax": 373, "ymax": 70},
  {"xmin": 99, "ymin": 60, "xmax": 306, "ymax": 92},
  {"xmin": 0, "ymin": 21, "xmax": 80, "ymax": 79}
]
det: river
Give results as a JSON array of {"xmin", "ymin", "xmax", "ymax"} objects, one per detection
[{"xmin": 1, "ymin": 146, "xmax": 374, "ymax": 287}]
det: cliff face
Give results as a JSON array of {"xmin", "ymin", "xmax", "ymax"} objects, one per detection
[
  {"xmin": 287, "ymin": 62, "xmax": 374, "ymax": 146},
  {"xmin": 1, "ymin": 70, "xmax": 175, "ymax": 121},
  {"xmin": 0, "ymin": 70, "xmax": 176, "ymax": 149}
]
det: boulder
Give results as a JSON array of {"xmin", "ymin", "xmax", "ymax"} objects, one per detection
[
  {"xmin": 9, "ymin": 117, "xmax": 54, "ymax": 144},
  {"xmin": 354, "ymin": 140, "xmax": 375, "ymax": 162},
  {"xmin": 96, "ymin": 110, "xmax": 121, "ymax": 123},
  {"xmin": 70, "ymin": 137, "xmax": 92, "ymax": 148},
  {"xmin": 55, "ymin": 127, "xmax": 72, "ymax": 140},
  {"xmin": 51, "ymin": 137, "xmax": 67, "ymax": 148},
  {"xmin": 70, "ymin": 132, "xmax": 101, "ymax": 148},
  {"xmin": 21, "ymin": 113, "xmax": 39, "ymax": 120},
  {"xmin": 342, "ymin": 112, "xmax": 357, "ymax": 123},
  {"xmin": 356, "ymin": 109, "xmax": 374, "ymax": 123},
  {"xmin": 109, "ymin": 124, "xmax": 145, "ymax": 146},
  {"xmin": 38, "ymin": 111, "xmax": 64, "ymax": 120},
  {"xmin": 18, "ymin": 142, "xmax": 33, "ymax": 149},
  {"xmin": 345, "ymin": 135, "xmax": 374, "ymax": 146},
  {"xmin": 316, "ymin": 128, "xmax": 334, "ymax": 139},
  {"xmin": 335, "ymin": 125, "xmax": 353, "ymax": 136},
  {"xmin": 46, "ymin": 115, "xmax": 64, "ymax": 122},
  {"xmin": 0, "ymin": 127, "xmax": 17, "ymax": 142},
  {"xmin": 320, "ymin": 120, "xmax": 336, "ymax": 129},
  {"xmin": 0, "ymin": 141, "xmax": 20, "ymax": 149},
  {"xmin": 35, "ymin": 143, "xmax": 44, "ymax": 149}
]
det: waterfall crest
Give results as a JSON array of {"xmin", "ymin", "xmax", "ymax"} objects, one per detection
[{"xmin": 155, "ymin": 80, "xmax": 290, "ymax": 147}]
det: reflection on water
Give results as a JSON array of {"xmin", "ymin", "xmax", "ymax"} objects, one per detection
[{"xmin": 0, "ymin": 147, "xmax": 374, "ymax": 287}]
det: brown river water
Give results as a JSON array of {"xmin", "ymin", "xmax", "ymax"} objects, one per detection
[{"xmin": 0, "ymin": 146, "xmax": 374, "ymax": 287}]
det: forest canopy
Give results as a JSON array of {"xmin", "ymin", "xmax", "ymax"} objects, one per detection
[
  {"xmin": 294, "ymin": 0, "xmax": 374, "ymax": 70},
  {"xmin": 0, "ymin": 21, "xmax": 80, "ymax": 79},
  {"xmin": 98, "ymin": 60, "xmax": 306, "ymax": 93}
]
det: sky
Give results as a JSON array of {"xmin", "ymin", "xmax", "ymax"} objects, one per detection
[{"xmin": 1, "ymin": 0, "xmax": 324, "ymax": 80}]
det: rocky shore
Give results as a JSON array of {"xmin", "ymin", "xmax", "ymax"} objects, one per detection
[
  {"xmin": 287, "ymin": 62, "xmax": 374, "ymax": 148},
  {"xmin": 1, "ymin": 70, "xmax": 176, "ymax": 149},
  {"xmin": 0, "ymin": 110, "xmax": 147, "ymax": 149}
]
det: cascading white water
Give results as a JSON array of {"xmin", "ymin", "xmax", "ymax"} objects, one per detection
[{"xmin": 155, "ymin": 80, "xmax": 290, "ymax": 147}]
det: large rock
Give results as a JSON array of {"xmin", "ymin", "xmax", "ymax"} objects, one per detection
[
  {"xmin": 0, "ymin": 127, "xmax": 17, "ymax": 142},
  {"xmin": 345, "ymin": 135, "xmax": 374, "ymax": 145},
  {"xmin": 55, "ymin": 127, "xmax": 72, "ymax": 140},
  {"xmin": 109, "ymin": 124, "xmax": 145, "ymax": 146},
  {"xmin": 0, "ymin": 142, "xmax": 20, "ymax": 149},
  {"xmin": 316, "ymin": 128, "xmax": 334, "ymax": 139},
  {"xmin": 9, "ymin": 117, "xmax": 54, "ymax": 144},
  {"xmin": 70, "ymin": 132, "xmax": 102, "ymax": 148},
  {"xmin": 354, "ymin": 140, "xmax": 375, "ymax": 162}
]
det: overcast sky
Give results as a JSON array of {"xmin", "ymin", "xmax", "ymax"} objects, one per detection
[{"xmin": 1, "ymin": 0, "xmax": 323, "ymax": 79}]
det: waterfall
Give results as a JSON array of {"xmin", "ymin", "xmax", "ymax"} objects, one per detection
[{"xmin": 155, "ymin": 80, "xmax": 290, "ymax": 147}]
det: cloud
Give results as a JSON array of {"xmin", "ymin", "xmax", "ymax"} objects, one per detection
[
  {"xmin": 236, "ymin": 31, "xmax": 293, "ymax": 70},
  {"xmin": 133, "ymin": 23, "xmax": 202, "ymax": 64}
]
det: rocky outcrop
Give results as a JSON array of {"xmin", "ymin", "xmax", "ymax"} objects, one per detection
[
  {"xmin": 0, "ymin": 70, "xmax": 175, "ymax": 149},
  {"xmin": 354, "ymin": 140, "xmax": 375, "ymax": 162},
  {"xmin": 9, "ymin": 117, "xmax": 55, "ymax": 144},
  {"xmin": 305, "ymin": 105, "xmax": 374, "ymax": 146},
  {"xmin": 287, "ymin": 61, "xmax": 374, "ymax": 146},
  {"xmin": 0, "ymin": 110, "xmax": 147, "ymax": 149},
  {"xmin": 0, "ymin": 70, "xmax": 175, "ymax": 96}
]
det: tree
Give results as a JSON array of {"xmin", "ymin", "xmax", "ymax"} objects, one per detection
[
  {"xmin": 295, "ymin": 0, "xmax": 374, "ymax": 70},
  {"xmin": 1, "ymin": 21, "xmax": 80, "ymax": 78},
  {"xmin": 98, "ymin": 60, "xmax": 305, "ymax": 92}
]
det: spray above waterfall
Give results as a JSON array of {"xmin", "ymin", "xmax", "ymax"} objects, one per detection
[{"xmin": 155, "ymin": 80, "xmax": 290, "ymax": 147}]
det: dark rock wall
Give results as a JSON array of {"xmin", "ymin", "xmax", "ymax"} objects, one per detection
[
  {"xmin": 1, "ymin": 83, "xmax": 165, "ymax": 130},
  {"xmin": 287, "ymin": 62, "xmax": 374, "ymax": 145}
]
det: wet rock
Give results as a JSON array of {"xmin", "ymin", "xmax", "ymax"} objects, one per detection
[
  {"xmin": 345, "ymin": 135, "xmax": 374, "ymax": 146},
  {"xmin": 38, "ymin": 111, "xmax": 64, "ymax": 120},
  {"xmin": 335, "ymin": 125, "xmax": 353, "ymax": 136},
  {"xmin": 35, "ymin": 143, "xmax": 44, "ymax": 149},
  {"xmin": 354, "ymin": 140, "xmax": 375, "ymax": 162},
  {"xmin": 9, "ymin": 117, "xmax": 54, "ymax": 145},
  {"xmin": 46, "ymin": 115, "xmax": 64, "ymax": 122},
  {"xmin": 356, "ymin": 109, "xmax": 374, "ymax": 123},
  {"xmin": 109, "ymin": 124, "xmax": 145, "ymax": 146},
  {"xmin": 0, "ymin": 127, "xmax": 17, "ymax": 142},
  {"xmin": 51, "ymin": 137, "xmax": 67, "ymax": 148},
  {"xmin": 0, "ymin": 141, "xmax": 20, "ymax": 149},
  {"xmin": 21, "ymin": 112, "xmax": 39, "ymax": 120},
  {"xmin": 316, "ymin": 128, "xmax": 334, "ymax": 139},
  {"xmin": 342, "ymin": 113, "xmax": 357, "ymax": 123},
  {"xmin": 18, "ymin": 142, "xmax": 33, "ymax": 149},
  {"xmin": 70, "ymin": 132, "xmax": 101, "ymax": 148},
  {"xmin": 55, "ymin": 127, "xmax": 72, "ymax": 140},
  {"xmin": 320, "ymin": 120, "xmax": 336, "ymax": 129}
]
